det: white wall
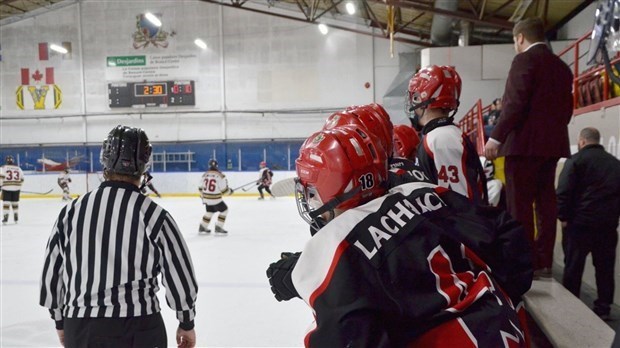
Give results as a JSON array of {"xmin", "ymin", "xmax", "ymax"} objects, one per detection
[{"xmin": 0, "ymin": 0, "xmax": 418, "ymax": 146}]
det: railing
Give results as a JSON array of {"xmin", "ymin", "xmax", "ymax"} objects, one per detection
[
  {"xmin": 457, "ymin": 99, "xmax": 486, "ymax": 155},
  {"xmin": 557, "ymin": 29, "xmax": 620, "ymax": 115}
]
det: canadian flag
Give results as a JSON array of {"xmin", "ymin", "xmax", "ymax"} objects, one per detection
[
  {"xmin": 38, "ymin": 42, "xmax": 72, "ymax": 60},
  {"xmin": 21, "ymin": 68, "xmax": 54, "ymax": 85}
]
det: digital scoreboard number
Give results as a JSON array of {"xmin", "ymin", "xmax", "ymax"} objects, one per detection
[{"xmin": 108, "ymin": 80, "xmax": 195, "ymax": 108}]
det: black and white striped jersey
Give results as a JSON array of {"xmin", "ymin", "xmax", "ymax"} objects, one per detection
[{"xmin": 39, "ymin": 180, "xmax": 198, "ymax": 328}]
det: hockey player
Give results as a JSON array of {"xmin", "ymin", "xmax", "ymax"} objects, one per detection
[
  {"xmin": 0, "ymin": 155, "xmax": 24, "ymax": 224},
  {"xmin": 57, "ymin": 169, "xmax": 72, "ymax": 201},
  {"xmin": 140, "ymin": 170, "xmax": 162, "ymax": 198},
  {"xmin": 199, "ymin": 159, "xmax": 233, "ymax": 234},
  {"xmin": 257, "ymin": 161, "xmax": 274, "ymax": 200},
  {"xmin": 266, "ymin": 126, "xmax": 532, "ymax": 347},
  {"xmin": 392, "ymin": 123, "xmax": 420, "ymax": 160},
  {"xmin": 481, "ymin": 157, "xmax": 505, "ymax": 208},
  {"xmin": 406, "ymin": 65, "xmax": 488, "ymax": 205},
  {"xmin": 324, "ymin": 104, "xmax": 428, "ymax": 188}
]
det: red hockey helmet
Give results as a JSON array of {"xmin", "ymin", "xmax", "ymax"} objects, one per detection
[
  {"xmin": 296, "ymin": 125, "xmax": 388, "ymax": 231},
  {"xmin": 392, "ymin": 124, "xmax": 420, "ymax": 160},
  {"xmin": 325, "ymin": 104, "xmax": 393, "ymax": 156},
  {"xmin": 406, "ymin": 65, "xmax": 461, "ymax": 115}
]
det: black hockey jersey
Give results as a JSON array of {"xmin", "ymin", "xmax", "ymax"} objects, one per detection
[
  {"xmin": 388, "ymin": 156, "xmax": 432, "ymax": 187},
  {"xmin": 292, "ymin": 182, "xmax": 532, "ymax": 347},
  {"xmin": 417, "ymin": 118, "xmax": 488, "ymax": 205}
]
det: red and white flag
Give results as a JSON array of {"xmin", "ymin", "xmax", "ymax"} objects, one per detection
[
  {"xmin": 38, "ymin": 42, "xmax": 72, "ymax": 60},
  {"xmin": 20, "ymin": 68, "xmax": 54, "ymax": 85}
]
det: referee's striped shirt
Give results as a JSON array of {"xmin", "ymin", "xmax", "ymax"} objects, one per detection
[{"xmin": 39, "ymin": 180, "xmax": 198, "ymax": 329}]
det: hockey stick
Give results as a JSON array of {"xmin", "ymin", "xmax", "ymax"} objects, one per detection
[
  {"xmin": 21, "ymin": 189, "xmax": 54, "ymax": 195},
  {"xmin": 242, "ymin": 183, "xmax": 258, "ymax": 192},
  {"xmin": 232, "ymin": 180, "xmax": 258, "ymax": 191},
  {"xmin": 270, "ymin": 177, "xmax": 296, "ymax": 197}
]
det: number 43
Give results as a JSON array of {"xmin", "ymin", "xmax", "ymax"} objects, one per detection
[{"xmin": 438, "ymin": 165, "xmax": 459, "ymax": 183}]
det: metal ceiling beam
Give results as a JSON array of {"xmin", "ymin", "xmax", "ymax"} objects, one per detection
[
  {"xmin": 1, "ymin": 1, "xmax": 25, "ymax": 13},
  {"xmin": 394, "ymin": 11, "xmax": 427, "ymax": 39},
  {"xmin": 294, "ymin": 0, "xmax": 310, "ymax": 20},
  {"xmin": 484, "ymin": 0, "xmax": 515, "ymax": 20},
  {"xmin": 313, "ymin": 0, "xmax": 344, "ymax": 21},
  {"xmin": 382, "ymin": 0, "xmax": 514, "ymax": 30},
  {"xmin": 198, "ymin": 0, "xmax": 432, "ymax": 46},
  {"xmin": 466, "ymin": 0, "xmax": 478, "ymax": 17},
  {"xmin": 363, "ymin": 0, "xmax": 386, "ymax": 37}
]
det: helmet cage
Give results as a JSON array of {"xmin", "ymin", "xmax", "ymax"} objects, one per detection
[{"xmin": 295, "ymin": 178, "xmax": 361, "ymax": 235}]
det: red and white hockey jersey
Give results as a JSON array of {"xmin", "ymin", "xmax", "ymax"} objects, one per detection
[
  {"xmin": 292, "ymin": 182, "xmax": 532, "ymax": 347},
  {"xmin": 417, "ymin": 118, "xmax": 488, "ymax": 205}
]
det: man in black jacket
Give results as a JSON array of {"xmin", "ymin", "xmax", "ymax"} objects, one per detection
[{"xmin": 557, "ymin": 127, "xmax": 620, "ymax": 320}]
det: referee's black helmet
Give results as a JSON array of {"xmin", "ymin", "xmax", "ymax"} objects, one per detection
[{"xmin": 100, "ymin": 125, "xmax": 152, "ymax": 178}]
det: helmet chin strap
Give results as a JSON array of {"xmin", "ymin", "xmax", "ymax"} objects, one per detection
[{"xmin": 308, "ymin": 186, "xmax": 362, "ymax": 221}]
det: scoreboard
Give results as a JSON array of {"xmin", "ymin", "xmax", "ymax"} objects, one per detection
[{"xmin": 108, "ymin": 80, "xmax": 195, "ymax": 108}]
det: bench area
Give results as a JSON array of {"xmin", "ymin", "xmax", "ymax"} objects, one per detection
[{"xmin": 523, "ymin": 278, "xmax": 615, "ymax": 347}]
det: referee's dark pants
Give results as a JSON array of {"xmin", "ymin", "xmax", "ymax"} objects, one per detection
[{"xmin": 64, "ymin": 312, "xmax": 167, "ymax": 348}]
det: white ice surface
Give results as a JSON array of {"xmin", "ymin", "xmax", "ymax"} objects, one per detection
[{"xmin": 1, "ymin": 196, "xmax": 314, "ymax": 347}]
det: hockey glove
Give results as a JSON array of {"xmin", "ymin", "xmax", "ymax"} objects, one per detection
[{"xmin": 266, "ymin": 252, "xmax": 301, "ymax": 302}]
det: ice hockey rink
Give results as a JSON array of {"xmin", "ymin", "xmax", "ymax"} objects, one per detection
[{"xmin": 1, "ymin": 195, "xmax": 315, "ymax": 347}]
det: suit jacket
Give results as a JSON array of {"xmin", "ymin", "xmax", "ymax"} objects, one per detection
[{"xmin": 491, "ymin": 44, "xmax": 573, "ymax": 158}]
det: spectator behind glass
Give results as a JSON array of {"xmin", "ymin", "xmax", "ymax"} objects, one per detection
[
  {"xmin": 556, "ymin": 127, "xmax": 620, "ymax": 321},
  {"xmin": 484, "ymin": 99, "xmax": 502, "ymax": 140}
]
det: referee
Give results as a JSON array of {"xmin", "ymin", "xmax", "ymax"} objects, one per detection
[{"xmin": 40, "ymin": 125, "xmax": 198, "ymax": 348}]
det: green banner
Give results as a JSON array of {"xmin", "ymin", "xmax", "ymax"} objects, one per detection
[{"xmin": 107, "ymin": 56, "xmax": 146, "ymax": 67}]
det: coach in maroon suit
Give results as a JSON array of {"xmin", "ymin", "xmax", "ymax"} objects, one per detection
[{"xmin": 484, "ymin": 17, "xmax": 573, "ymax": 277}]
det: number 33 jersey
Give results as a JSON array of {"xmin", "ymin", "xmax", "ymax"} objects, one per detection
[
  {"xmin": 200, "ymin": 170, "xmax": 230, "ymax": 204},
  {"xmin": 0, "ymin": 164, "xmax": 24, "ymax": 191},
  {"xmin": 417, "ymin": 120, "xmax": 487, "ymax": 205}
]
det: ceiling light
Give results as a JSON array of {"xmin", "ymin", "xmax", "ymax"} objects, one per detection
[
  {"xmin": 318, "ymin": 23, "xmax": 329, "ymax": 35},
  {"xmin": 346, "ymin": 2, "xmax": 356, "ymax": 15},
  {"xmin": 194, "ymin": 38, "xmax": 207, "ymax": 50},
  {"xmin": 50, "ymin": 44, "xmax": 68, "ymax": 54},
  {"xmin": 145, "ymin": 12, "xmax": 162, "ymax": 27}
]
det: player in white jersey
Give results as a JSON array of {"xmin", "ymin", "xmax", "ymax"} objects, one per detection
[
  {"xmin": 198, "ymin": 159, "xmax": 233, "ymax": 234},
  {"xmin": 57, "ymin": 169, "xmax": 72, "ymax": 201},
  {"xmin": 480, "ymin": 157, "xmax": 505, "ymax": 208},
  {"xmin": 0, "ymin": 155, "xmax": 24, "ymax": 224},
  {"xmin": 406, "ymin": 65, "xmax": 488, "ymax": 205}
]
